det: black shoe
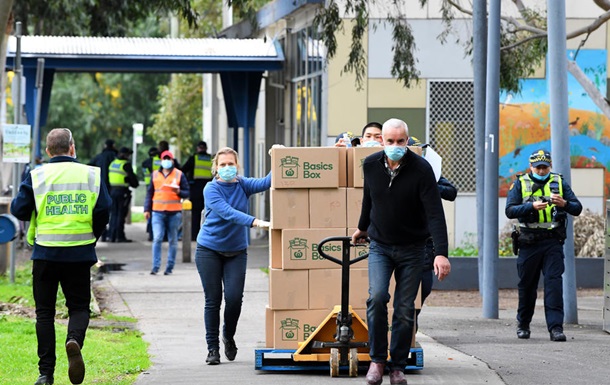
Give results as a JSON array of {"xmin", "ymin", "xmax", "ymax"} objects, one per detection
[
  {"xmin": 66, "ymin": 339, "xmax": 85, "ymax": 384},
  {"xmin": 116, "ymin": 239, "xmax": 133, "ymax": 243},
  {"xmin": 223, "ymin": 336, "xmax": 238, "ymax": 361},
  {"xmin": 550, "ymin": 327, "xmax": 566, "ymax": 341},
  {"xmin": 150, "ymin": 269, "xmax": 158, "ymax": 275},
  {"xmin": 163, "ymin": 270, "xmax": 172, "ymax": 275},
  {"xmin": 517, "ymin": 327, "xmax": 531, "ymax": 339},
  {"xmin": 34, "ymin": 374, "xmax": 54, "ymax": 385},
  {"xmin": 206, "ymin": 349, "xmax": 221, "ymax": 365}
]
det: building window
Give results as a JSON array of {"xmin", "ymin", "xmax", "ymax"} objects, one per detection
[
  {"xmin": 427, "ymin": 80, "xmax": 475, "ymax": 192},
  {"xmin": 291, "ymin": 25, "xmax": 324, "ymax": 147}
]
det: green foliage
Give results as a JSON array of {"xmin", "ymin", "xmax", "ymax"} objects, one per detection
[
  {"xmin": 12, "ymin": 0, "xmax": 197, "ymax": 36},
  {"xmin": 148, "ymin": 74, "xmax": 203, "ymax": 160},
  {"xmin": 45, "ymin": 71, "xmax": 170, "ymax": 163},
  {"xmin": 499, "ymin": 28, "xmax": 548, "ymax": 95}
]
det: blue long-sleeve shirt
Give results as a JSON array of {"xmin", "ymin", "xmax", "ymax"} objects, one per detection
[
  {"xmin": 197, "ymin": 173, "xmax": 271, "ymax": 252},
  {"xmin": 11, "ymin": 156, "xmax": 112, "ymax": 263}
]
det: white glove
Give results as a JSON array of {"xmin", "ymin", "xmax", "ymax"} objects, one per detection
[
  {"xmin": 268, "ymin": 144, "xmax": 285, "ymax": 156},
  {"xmin": 255, "ymin": 220, "xmax": 271, "ymax": 228}
]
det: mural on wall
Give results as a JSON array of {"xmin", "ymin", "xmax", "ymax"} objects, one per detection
[{"xmin": 498, "ymin": 49, "xmax": 610, "ymax": 197}]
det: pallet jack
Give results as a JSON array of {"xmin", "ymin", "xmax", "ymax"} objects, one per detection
[{"xmin": 255, "ymin": 236, "xmax": 424, "ymax": 376}]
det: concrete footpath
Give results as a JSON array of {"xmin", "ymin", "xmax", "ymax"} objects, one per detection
[{"xmin": 93, "ymin": 222, "xmax": 610, "ymax": 385}]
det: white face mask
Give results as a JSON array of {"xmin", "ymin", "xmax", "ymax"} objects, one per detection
[{"xmin": 161, "ymin": 159, "xmax": 173, "ymax": 169}]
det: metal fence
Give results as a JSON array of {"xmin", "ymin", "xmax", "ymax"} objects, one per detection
[{"xmin": 427, "ymin": 80, "xmax": 476, "ymax": 192}]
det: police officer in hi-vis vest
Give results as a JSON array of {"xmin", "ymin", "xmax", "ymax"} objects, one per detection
[
  {"xmin": 141, "ymin": 147, "xmax": 162, "ymax": 241},
  {"xmin": 505, "ymin": 150, "xmax": 582, "ymax": 342},
  {"xmin": 144, "ymin": 150, "xmax": 189, "ymax": 275},
  {"xmin": 108, "ymin": 147, "xmax": 139, "ymax": 242},
  {"xmin": 11, "ymin": 128, "xmax": 112, "ymax": 385},
  {"xmin": 181, "ymin": 141, "xmax": 212, "ymax": 240}
]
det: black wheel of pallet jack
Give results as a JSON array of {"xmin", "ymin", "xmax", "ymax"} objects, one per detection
[
  {"xmin": 348, "ymin": 348, "xmax": 358, "ymax": 377},
  {"xmin": 330, "ymin": 348, "xmax": 339, "ymax": 377}
]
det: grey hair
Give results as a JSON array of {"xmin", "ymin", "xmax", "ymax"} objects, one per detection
[{"xmin": 382, "ymin": 118, "xmax": 409, "ymax": 137}]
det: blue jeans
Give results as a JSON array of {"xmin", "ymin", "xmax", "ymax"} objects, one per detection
[
  {"xmin": 195, "ymin": 245, "xmax": 247, "ymax": 351},
  {"xmin": 151, "ymin": 211, "xmax": 181, "ymax": 273},
  {"xmin": 367, "ymin": 240, "xmax": 424, "ymax": 370}
]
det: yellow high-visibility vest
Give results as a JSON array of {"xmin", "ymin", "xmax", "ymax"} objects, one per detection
[{"xmin": 30, "ymin": 162, "xmax": 100, "ymax": 247}]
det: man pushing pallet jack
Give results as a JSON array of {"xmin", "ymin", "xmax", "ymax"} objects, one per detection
[{"xmin": 257, "ymin": 119, "xmax": 451, "ymax": 384}]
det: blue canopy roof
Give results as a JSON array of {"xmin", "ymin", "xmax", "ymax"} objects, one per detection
[{"xmin": 4, "ymin": 35, "xmax": 283, "ymax": 175}]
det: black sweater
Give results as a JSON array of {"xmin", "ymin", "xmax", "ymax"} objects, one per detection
[{"xmin": 358, "ymin": 150, "xmax": 449, "ymax": 257}]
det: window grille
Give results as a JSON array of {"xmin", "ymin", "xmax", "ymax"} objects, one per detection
[{"xmin": 427, "ymin": 80, "xmax": 476, "ymax": 192}]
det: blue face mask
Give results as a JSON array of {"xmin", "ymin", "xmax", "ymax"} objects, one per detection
[
  {"xmin": 362, "ymin": 140, "xmax": 381, "ymax": 148},
  {"xmin": 161, "ymin": 160, "xmax": 173, "ymax": 169},
  {"xmin": 384, "ymin": 145, "xmax": 406, "ymax": 161},
  {"xmin": 530, "ymin": 171, "xmax": 550, "ymax": 182},
  {"xmin": 217, "ymin": 165, "xmax": 237, "ymax": 181}
]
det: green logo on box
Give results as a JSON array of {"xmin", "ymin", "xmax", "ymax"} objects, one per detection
[
  {"xmin": 279, "ymin": 318, "xmax": 300, "ymax": 341},
  {"xmin": 280, "ymin": 156, "xmax": 300, "ymax": 179},
  {"xmin": 288, "ymin": 238, "xmax": 309, "ymax": 260}
]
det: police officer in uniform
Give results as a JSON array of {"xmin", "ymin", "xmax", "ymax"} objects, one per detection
[
  {"xmin": 108, "ymin": 147, "xmax": 139, "ymax": 243},
  {"xmin": 181, "ymin": 141, "xmax": 213, "ymax": 240},
  {"xmin": 142, "ymin": 147, "xmax": 161, "ymax": 241},
  {"xmin": 505, "ymin": 150, "xmax": 582, "ymax": 342},
  {"xmin": 11, "ymin": 128, "xmax": 111, "ymax": 385}
]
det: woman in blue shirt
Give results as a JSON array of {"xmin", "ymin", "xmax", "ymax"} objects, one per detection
[{"xmin": 195, "ymin": 147, "xmax": 271, "ymax": 365}]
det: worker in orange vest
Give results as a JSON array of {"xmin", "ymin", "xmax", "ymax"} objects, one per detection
[{"xmin": 144, "ymin": 150, "xmax": 189, "ymax": 275}]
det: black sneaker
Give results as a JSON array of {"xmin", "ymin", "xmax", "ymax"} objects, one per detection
[
  {"xmin": 66, "ymin": 339, "xmax": 85, "ymax": 384},
  {"xmin": 206, "ymin": 349, "xmax": 220, "ymax": 365},
  {"xmin": 34, "ymin": 374, "xmax": 54, "ymax": 385},
  {"xmin": 223, "ymin": 336, "xmax": 238, "ymax": 361},
  {"xmin": 150, "ymin": 270, "xmax": 158, "ymax": 275},
  {"xmin": 550, "ymin": 327, "xmax": 566, "ymax": 341},
  {"xmin": 163, "ymin": 270, "xmax": 172, "ymax": 276},
  {"xmin": 516, "ymin": 327, "xmax": 530, "ymax": 339}
]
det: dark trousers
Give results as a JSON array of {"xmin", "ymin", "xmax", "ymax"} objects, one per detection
[
  {"xmin": 109, "ymin": 188, "xmax": 130, "ymax": 241},
  {"xmin": 190, "ymin": 179, "xmax": 209, "ymax": 240},
  {"xmin": 416, "ymin": 237, "xmax": 435, "ymax": 324},
  {"xmin": 33, "ymin": 260, "xmax": 92, "ymax": 376},
  {"xmin": 516, "ymin": 238, "xmax": 565, "ymax": 331}
]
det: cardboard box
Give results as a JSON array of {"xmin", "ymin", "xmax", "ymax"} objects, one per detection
[
  {"xmin": 338, "ymin": 147, "xmax": 348, "ymax": 187},
  {"xmin": 270, "ymin": 189, "xmax": 310, "ymax": 229},
  {"xmin": 281, "ymin": 228, "xmax": 347, "ymax": 269},
  {"xmin": 271, "ymin": 147, "xmax": 340, "ymax": 189},
  {"xmin": 269, "ymin": 269, "xmax": 309, "ymax": 310},
  {"xmin": 346, "ymin": 188, "xmax": 364, "ymax": 228},
  {"xmin": 265, "ymin": 307, "xmax": 274, "ymax": 348},
  {"xmin": 309, "ymin": 188, "xmax": 347, "ymax": 228},
  {"xmin": 347, "ymin": 146, "xmax": 423, "ymax": 188},
  {"xmin": 347, "ymin": 147, "xmax": 381, "ymax": 188},
  {"xmin": 271, "ymin": 309, "xmax": 330, "ymax": 349},
  {"xmin": 308, "ymin": 268, "xmax": 370, "ymax": 309},
  {"xmin": 269, "ymin": 229, "xmax": 282, "ymax": 269}
]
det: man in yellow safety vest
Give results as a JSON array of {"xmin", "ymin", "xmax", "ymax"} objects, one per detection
[
  {"xmin": 11, "ymin": 128, "xmax": 112, "ymax": 385},
  {"xmin": 181, "ymin": 141, "xmax": 212, "ymax": 240}
]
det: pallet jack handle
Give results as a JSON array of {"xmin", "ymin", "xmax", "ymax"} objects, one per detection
[{"xmin": 317, "ymin": 236, "xmax": 369, "ymax": 338}]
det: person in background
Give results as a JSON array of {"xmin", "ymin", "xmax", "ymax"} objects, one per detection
[
  {"xmin": 144, "ymin": 150, "xmax": 189, "ymax": 275},
  {"xmin": 108, "ymin": 147, "xmax": 139, "ymax": 243},
  {"xmin": 158, "ymin": 140, "xmax": 181, "ymax": 169},
  {"xmin": 11, "ymin": 128, "xmax": 111, "ymax": 385},
  {"xmin": 352, "ymin": 118, "xmax": 450, "ymax": 385},
  {"xmin": 195, "ymin": 147, "xmax": 271, "ymax": 365},
  {"xmin": 405, "ymin": 137, "xmax": 458, "ymax": 322},
  {"xmin": 334, "ymin": 131, "xmax": 360, "ymax": 147},
  {"xmin": 181, "ymin": 141, "xmax": 213, "ymax": 241},
  {"xmin": 505, "ymin": 150, "xmax": 582, "ymax": 342},
  {"xmin": 141, "ymin": 147, "xmax": 161, "ymax": 241},
  {"xmin": 88, "ymin": 139, "xmax": 117, "ymax": 241},
  {"xmin": 360, "ymin": 122, "xmax": 384, "ymax": 146}
]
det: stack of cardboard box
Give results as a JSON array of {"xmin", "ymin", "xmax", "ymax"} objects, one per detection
[{"xmin": 266, "ymin": 146, "xmax": 421, "ymax": 350}]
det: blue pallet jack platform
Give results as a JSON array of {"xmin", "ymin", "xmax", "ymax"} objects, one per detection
[{"xmin": 255, "ymin": 345, "xmax": 424, "ymax": 373}]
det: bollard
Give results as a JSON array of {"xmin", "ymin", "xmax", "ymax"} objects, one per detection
[{"xmin": 182, "ymin": 199, "xmax": 192, "ymax": 263}]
